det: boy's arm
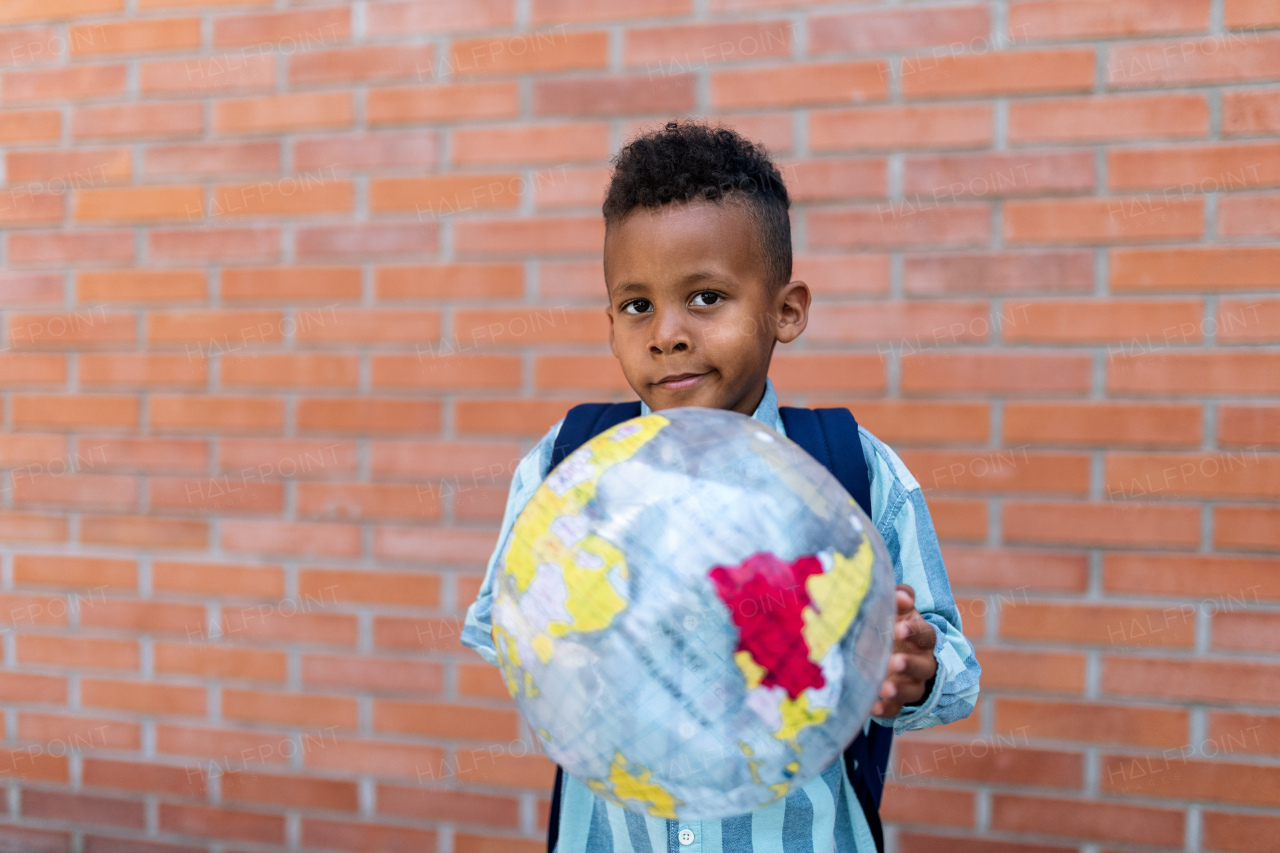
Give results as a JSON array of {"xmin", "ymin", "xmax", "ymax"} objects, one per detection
[
  {"xmin": 861, "ymin": 428, "xmax": 981, "ymax": 733},
  {"xmin": 459, "ymin": 418, "xmax": 562, "ymax": 667}
]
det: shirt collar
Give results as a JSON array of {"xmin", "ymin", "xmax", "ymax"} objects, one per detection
[{"xmin": 639, "ymin": 376, "xmax": 782, "ymax": 432}]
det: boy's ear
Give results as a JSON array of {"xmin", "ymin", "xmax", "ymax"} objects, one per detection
[
  {"xmin": 605, "ymin": 305, "xmax": 617, "ymax": 358},
  {"xmin": 775, "ymin": 279, "xmax": 810, "ymax": 344}
]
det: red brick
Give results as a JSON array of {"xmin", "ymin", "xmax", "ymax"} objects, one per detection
[
  {"xmin": 153, "ymin": 559, "xmax": 283, "ymax": 599},
  {"xmin": 9, "ymin": 230, "xmax": 134, "ymax": 266},
  {"xmin": 150, "ymin": 396, "xmax": 284, "ymax": 433},
  {"xmin": 812, "ymin": 7, "xmax": 988, "ymax": 53},
  {"xmin": 903, "ymin": 151, "xmax": 1094, "ymax": 199},
  {"xmin": 374, "ymin": 699, "xmax": 519, "ymax": 741},
  {"xmin": 159, "ymin": 802, "xmax": 284, "ymax": 843},
  {"xmin": 73, "ymin": 102, "xmax": 203, "ymax": 139},
  {"xmin": 75, "ymin": 186, "xmax": 203, "ymax": 223},
  {"xmin": 79, "ymin": 516, "xmax": 207, "ymax": 550},
  {"xmin": 1005, "ymin": 299, "xmax": 1204, "ymax": 344},
  {"xmin": 367, "ymin": 0, "xmax": 515, "ymax": 35},
  {"xmin": 451, "ymin": 30, "xmax": 608, "ymax": 77},
  {"xmin": 990, "ymin": 794, "xmax": 1184, "ymax": 846},
  {"xmin": 809, "ymin": 203, "xmax": 991, "ymax": 249},
  {"xmin": 944, "ymin": 548, "xmax": 1087, "ymax": 592},
  {"xmin": 222, "ymin": 688, "xmax": 357, "ymax": 729},
  {"xmin": 81, "ymin": 679, "xmax": 204, "ymax": 717},
  {"xmin": 1101, "ymin": 752, "xmax": 1280, "ymax": 806},
  {"xmin": 1005, "ymin": 197, "xmax": 1204, "ymax": 243},
  {"xmin": 996, "ymin": 699, "xmax": 1188, "ymax": 747},
  {"xmin": 1010, "ymin": 0, "xmax": 1209, "ymax": 39},
  {"xmin": 879, "ymin": 784, "xmax": 974, "ymax": 829},
  {"xmin": 155, "ymin": 643, "xmax": 286, "ymax": 682},
  {"xmin": 1009, "ymin": 94, "xmax": 1210, "ymax": 143},
  {"xmin": 379, "ymin": 781, "xmax": 519, "ymax": 825},
  {"xmin": 11, "ymin": 395, "xmax": 138, "ymax": 430},
  {"xmin": 1226, "ymin": 0, "xmax": 1280, "ymax": 27},
  {"xmin": 1207, "ymin": 712, "xmax": 1280, "ymax": 756},
  {"xmin": 1214, "ymin": 611, "xmax": 1280, "ymax": 654},
  {"xmin": 84, "ymin": 353, "xmax": 207, "ymax": 388},
  {"xmin": 625, "ymin": 20, "xmax": 792, "ymax": 68},
  {"xmin": 1216, "ymin": 505, "xmax": 1280, "ymax": 551},
  {"xmin": 0, "ymin": 192, "xmax": 63, "ymax": 226},
  {"xmin": 296, "ymin": 399, "xmax": 440, "ymax": 435},
  {"xmin": 1220, "ymin": 405, "xmax": 1280, "ymax": 447},
  {"xmin": 812, "ymin": 104, "xmax": 993, "ymax": 151},
  {"xmin": 1106, "ymin": 33, "xmax": 1280, "ymax": 88},
  {"xmin": 376, "ymin": 264, "xmax": 522, "ymax": 301},
  {"xmin": 0, "ymin": 1, "xmax": 124, "ymax": 25},
  {"xmin": 1224, "ymin": 89, "xmax": 1280, "ymax": 136},
  {"xmin": 805, "ymin": 301, "xmax": 988, "ymax": 345},
  {"xmin": 1003, "ymin": 501, "xmax": 1201, "ymax": 548},
  {"xmin": 1203, "ymin": 811, "xmax": 1280, "ymax": 853},
  {"xmin": 1109, "ymin": 143, "xmax": 1280, "ymax": 192},
  {"xmin": 368, "ymin": 83, "xmax": 518, "ymax": 124},
  {"xmin": 1103, "ymin": 656, "xmax": 1280, "ymax": 705},
  {"xmin": 904, "ymin": 251, "xmax": 1093, "ymax": 295},
  {"xmin": 904, "ymin": 450, "xmax": 1090, "ymax": 495},
  {"xmin": 145, "ymin": 141, "xmax": 279, "ymax": 178},
  {"xmin": 977, "ymin": 649, "xmax": 1086, "ymax": 693},
  {"xmin": 902, "ymin": 353, "xmax": 1092, "ymax": 396},
  {"xmin": 220, "ymin": 268, "xmax": 360, "ymax": 302},
  {"xmin": 77, "ymin": 270, "xmax": 205, "ymax": 303},
  {"xmin": 901, "ymin": 49, "xmax": 1094, "ymax": 99},
  {"xmin": 790, "ymin": 254, "xmax": 890, "ymax": 297},
  {"xmin": 894, "ymin": 740, "xmax": 1082, "ymax": 788},
  {"xmin": 215, "ymin": 93, "xmax": 353, "ymax": 136},
  {"xmin": 299, "ymin": 819, "xmax": 436, "ymax": 851},
  {"xmin": 1106, "ymin": 553, "xmax": 1280, "ymax": 601},
  {"xmin": 213, "ymin": 8, "xmax": 350, "ymax": 48},
  {"xmin": 1219, "ymin": 297, "xmax": 1280, "ymax": 343},
  {"xmin": 1002, "ymin": 602, "xmax": 1196, "ymax": 648},
  {"xmin": 456, "ymin": 217, "xmax": 603, "ymax": 256},
  {"xmin": 70, "ymin": 17, "xmax": 202, "ymax": 55},
  {"xmin": 1106, "ymin": 451, "xmax": 1280, "ymax": 499},
  {"xmin": 531, "ymin": 0, "xmax": 687, "ymax": 25},
  {"xmin": 713, "ymin": 62, "xmax": 887, "ymax": 109},
  {"xmin": 140, "ymin": 53, "xmax": 274, "ymax": 95},
  {"xmin": 294, "ymin": 131, "xmax": 437, "ymax": 172},
  {"xmin": 451, "ymin": 122, "xmax": 610, "ymax": 166},
  {"xmin": 150, "ymin": 227, "xmax": 280, "ymax": 262},
  {"xmin": 535, "ymin": 74, "xmax": 696, "ymax": 116},
  {"xmin": 370, "ymin": 173, "xmax": 524, "ymax": 215},
  {"xmin": 2, "ymin": 64, "xmax": 125, "ymax": 103},
  {"xmin": 1219, "ymin": 194, "xmax": 1280, "ymax": 238},
  {"xmin": 6, "ymin": 148, "xmax": 130, "ymax": 184},
  {"xmin": 1112, "ymin": 246, "xmax": 1280, "ymax": 291},
  {"xmin": 896, "ymin": 833, "xmax": 1074, "ymax": 853},
  {"xmin": 222, "ymin": 769, "xmax": 357, "ymax": 811},
  {"xmin": 296, "ymin": 224, "xmax": 438, "ymax": 259},
  {"xmin": 0, "ymin": 109, "xmax": 61, "ymax": 143},
  {"xmin": 1005, "ymin": 403, "xmax": 1201, "ymax": 448},
  {"xmin": 1109, "ymin": 353, "xmax": 1280, "ymax": 395},
  {"xmin": 290, "ymin": 45, "xmax": 435, "ymax": 86},
  {"xmin": 454, "ymin": 834, "xmax": 545, "ymax": 853}
]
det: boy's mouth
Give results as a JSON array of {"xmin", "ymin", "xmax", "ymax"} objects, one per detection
[{"xmin": 654, "ymin": 371, "xmax": 708, "ymax": 390}]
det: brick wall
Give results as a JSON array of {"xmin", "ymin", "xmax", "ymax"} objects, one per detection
[{"xmin": 0, "ymin": 0, "xmax": 1277, "ymax": 850}]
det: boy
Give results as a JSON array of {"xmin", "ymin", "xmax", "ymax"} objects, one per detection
[{"xmin": 461, "ymin": 120, "xmax": 980, "ymax": 852}]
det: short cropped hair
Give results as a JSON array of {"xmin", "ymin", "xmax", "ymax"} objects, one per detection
[{"xmin": 602, "ymin": 119, "xmax": 792, "ymax": 292}]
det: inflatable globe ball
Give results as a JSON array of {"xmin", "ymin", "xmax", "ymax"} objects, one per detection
[{"xmin": 490, "ymin": 406, "xmax": 896, "ymax": 820}]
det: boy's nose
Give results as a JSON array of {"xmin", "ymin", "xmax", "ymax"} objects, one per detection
[{"xmin": 649, "ymin": 309, "xmax": 692, "ymax": 354}]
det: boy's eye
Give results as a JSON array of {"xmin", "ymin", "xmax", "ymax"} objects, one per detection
[
  {"xmin": 621, "ymin": 299, "xmax": 651, "ymax": 315},
  {"xmin": 691, "ymin": 291, "xmax": 721, "ymax": 307},
  {"xmin": 619, "ymin": 292, "xmax": 721, "ymax": 315}
]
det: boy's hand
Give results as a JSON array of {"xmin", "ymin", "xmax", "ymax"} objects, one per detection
[{"xmin": 870, "ymin": 584, "xmax": 938, "ymax": 719}]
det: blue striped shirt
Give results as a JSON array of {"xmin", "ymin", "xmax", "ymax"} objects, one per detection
[{"xmin": 461, "ymin": 376, "xmax": 981, "ymax": 852}]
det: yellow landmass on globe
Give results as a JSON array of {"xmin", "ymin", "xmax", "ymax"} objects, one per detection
[
  {"xmin": 497, "ymin": 415, "xmax": 670, "ymax": 691},
  {"xmin": 802, "ymin": 537, "xmax": 874, "ymax": 662},
  {"xmin": 588, "ymin": 751, "xmax": 683, "ymax": 819}
]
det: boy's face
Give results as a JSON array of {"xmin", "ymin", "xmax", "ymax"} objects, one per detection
[{"xmin": 603, "ymin": 198, "xmax": 809, "ymax": 416}]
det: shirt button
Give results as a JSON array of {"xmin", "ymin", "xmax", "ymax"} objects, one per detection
[{"xmin": 678, "ymin": 828, "xmax": 695, "ymax": 846}]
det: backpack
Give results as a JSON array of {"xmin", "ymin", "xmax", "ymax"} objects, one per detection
[{"xmin": 543, "ymin": 401, "xmax": 894, "ymax": 853}]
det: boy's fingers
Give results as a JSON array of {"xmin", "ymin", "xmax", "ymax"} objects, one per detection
[
  {"xmin": 890, "ymin": 652, "xmax": 936, "ymax": 683},
  {"xmin": 897, "ymin": 611, "xmax": 936, "ymax": 649},
  {"xmin": 895, "ymin": 584, "xmax": 916, "ymax": 614}
]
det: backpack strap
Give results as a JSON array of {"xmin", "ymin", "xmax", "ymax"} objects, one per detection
[
  {"xmin": 549, "ymin": 401, "xmax": 643, "ymax": 471},
  {"xmin": 780, "ymin": 405, "xmax": 889, "ymax": 853}
]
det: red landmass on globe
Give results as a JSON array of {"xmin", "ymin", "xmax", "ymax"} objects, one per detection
[{"xmin": 708, "ymin": 551, "xmax": 826, "ymax": 699}]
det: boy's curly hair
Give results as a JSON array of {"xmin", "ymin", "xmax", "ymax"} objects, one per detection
[{"xmin": 603, "ymin": 119, "xmax": 792, "ymax": 291}]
